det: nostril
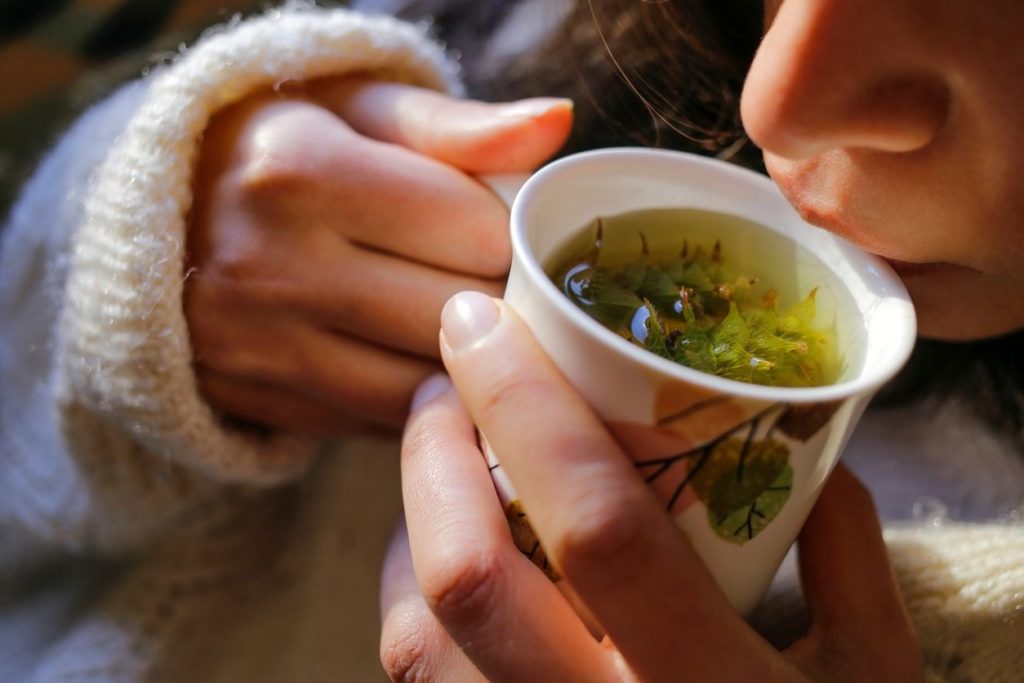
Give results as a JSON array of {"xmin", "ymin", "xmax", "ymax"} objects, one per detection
[
  {"xmin": 742, "ymin": 72, "xmax": 951, "ymax": 160},
  {"xmin": 846, "ymin": 75, "xmax": 951, "ymax": 152}
]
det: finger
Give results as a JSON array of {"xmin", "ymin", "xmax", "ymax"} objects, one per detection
[
  {"xmin": 196, "ymin": 369, "xmax": 387, "ymax": 436},
  {"xmin": 308, "ymin": 77, "xmax": 574, "ymax": 174},
  {"xmin": 193, "ymin": 313, "xmax": 437, "ymax": 428},
  {"xmin": 185, "ymin": 218, "xmax": 503, "ymax": 362},
  {"xmin": 206, "ymin": 95, "xmax": 515, "ymax": 277},
  {"xmin": 401, "ymin": 374, "xmax": 611, "ymax": 682},
  {"xmin": 302, "ymin": 241, "xmax": 506, "ymax": 359},
  {"xmin": 380, "ymin": 520, "xmax": 487, "ymax": 683},
  {"xmin": 438, "ymin": 293, "xmax": 784, "ymax": 681},
  {"xmin": 794, "ymin": 465, "xmax": 920, "ymax": 667},
  {"xmin": 312, "ymin": 128, "xmax": 516, "ymax": 277},
  {"xmin": 300, "ymin": 328, "xmax": 440, "ymax": 428}
]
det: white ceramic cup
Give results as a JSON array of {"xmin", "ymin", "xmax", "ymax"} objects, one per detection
[{"xmin": 482, "ymin": 147, "xmax": 916, "ymax": 615}]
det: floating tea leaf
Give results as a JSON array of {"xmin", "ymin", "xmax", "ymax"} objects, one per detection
[{"xmin": 549, "ymin": 211, "xmax": 840, "ymax": 388}]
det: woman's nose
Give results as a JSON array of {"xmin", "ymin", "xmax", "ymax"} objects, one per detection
[{"xmin": 740, "ymin": 0, "xmax": 950, "ymax": 160}]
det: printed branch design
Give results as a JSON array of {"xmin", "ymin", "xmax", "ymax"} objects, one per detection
[{"xmin": 634, "ymin": 401, "xmax": 819, "ymax": 544}]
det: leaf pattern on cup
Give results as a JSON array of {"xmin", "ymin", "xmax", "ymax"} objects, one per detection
[
  {"xmin": 612, "ymin": 402, "xmax": 787, "ymax": 520},
  {"xmin": 505, "ymin": 499, "xmax": 560, "ymax": 581},
  {"xmin": 775, "ymin": 400, "xmax": 843, "ymax": 442},
  {"xmin": 613, "ymin": 382, "xmax": 844, "ymax": 544},
  {"xmin": 688, "ymin": 436, "xmax": 793, "ymax": 544},
  {"xmin": 491, "ymin": 385, "xmax": 846, "ymax": 573},
  {"xmin": 652, "ymin": 381, "xmax": 750, "ymax": 444}
]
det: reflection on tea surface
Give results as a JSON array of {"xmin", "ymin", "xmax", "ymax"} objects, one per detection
[{"xmin": 545, "ymin": 208, "xmax": 844, "ymax": 387}]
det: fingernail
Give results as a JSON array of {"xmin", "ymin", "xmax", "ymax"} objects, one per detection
[
  {"xmin": 496, "ymin": 97, "xmax": 573, "ymax": 120},
  {"xmin": 410, "ymin": 372, "xmax": 451, "ymax": 412},
  {"xmin": 441, "ymin": 291, "xmax": 501, "ymax": 351}
]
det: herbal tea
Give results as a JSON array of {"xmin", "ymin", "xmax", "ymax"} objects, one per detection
[{"xmin": 546, "ymin": 208, "xmax": 844, "ymax": 387}]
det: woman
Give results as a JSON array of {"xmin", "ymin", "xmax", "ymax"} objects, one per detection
[
  {"xmin": 1, "ymin": 0, "xmax": 1019, "ymax": 679},
  {"xmin": 0, "ymin": 2, "xmax": 570, "ymax": 679},
  {"xmin": 380, "ymin": 0, "xmax": 1024, "ymax": 680}
]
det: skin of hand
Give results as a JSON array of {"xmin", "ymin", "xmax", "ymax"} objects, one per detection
[
  {"xmin": 184, "ymin": 78, "xmax": 573, "ymax": 435},
  {"xmin": 378, "ymin": 291, "xmax": 923, "ymax": 683}
]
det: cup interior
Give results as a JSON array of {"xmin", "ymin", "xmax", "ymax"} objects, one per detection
[{"xmin": 510, "ymin": 148, "xmax": 916, "ymax": 403}]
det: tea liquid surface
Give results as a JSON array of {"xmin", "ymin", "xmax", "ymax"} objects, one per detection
[{"xmin": 545, "ymin": 208, "xmax": 851, "ymax": 387}]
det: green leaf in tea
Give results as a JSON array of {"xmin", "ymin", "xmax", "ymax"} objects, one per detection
[
  {"xmin": 639, "ymin": 300, "xmax": 671, "ymax": 359},
  {"xmin": 563, "ymin": 264, "xmax": 642, "ymax": 331},
  {"xmin": 550, "ymin": 215, "xmax": 838, "ymax": 387}
]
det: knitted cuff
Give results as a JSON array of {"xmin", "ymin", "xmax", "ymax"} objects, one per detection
[
  {"xmin": 886, "ymin": 523, "xmax": 1024, "ymax": 681},
  {"xmin": 58, "ymin": 4, "xmax": 461, "ymax": 484}
]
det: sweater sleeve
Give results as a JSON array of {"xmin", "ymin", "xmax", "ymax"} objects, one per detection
[
  {"xmin": 885, "ymin": 523, "xmax": 1024, "ymax": 682},
  {"xmin": 0, "ymin": 4, "xmax": 461, "ymax": 565},
  {"xmin": 751, "ymin": 522, "xmax": 1024, "ymax": 681}
]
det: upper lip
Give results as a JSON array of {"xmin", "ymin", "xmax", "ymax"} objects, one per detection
[
  {"xmin": 800, "ymin": 209, "xmax": 954, "ymax": 270},
  {"xmin": 798, "ymin": 209, "xmax": 895, "ymax": 257},
  {"xmin": 766, "ymin": 158, "xmax": 963, "ymax": 270}
]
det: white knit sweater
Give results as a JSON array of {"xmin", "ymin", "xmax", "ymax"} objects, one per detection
[{"xmin": 0, "ymin": 4, "xmax": 1020, "ymax": 681}]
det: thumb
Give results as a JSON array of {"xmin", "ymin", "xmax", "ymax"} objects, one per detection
[{"xmin": 307, "ymin": 77, "xmax": 574, "ymax": 174}]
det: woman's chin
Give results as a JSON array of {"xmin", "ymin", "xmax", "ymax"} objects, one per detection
[{"xmin": 899, "ymin": 265, "xmax": 1024, "ymax": 340}]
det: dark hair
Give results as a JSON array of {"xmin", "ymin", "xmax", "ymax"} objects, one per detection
[
  {"xmin": 876, "ymin": 332, "xmax": 1024, "ymax": 436},
  {"xmin": 466, "ymin": 0, "xmax": 762, "ymax": 167},
  {"xmin": 448, "ymin": 0, "xmax": 1024, "ymax": 440}
]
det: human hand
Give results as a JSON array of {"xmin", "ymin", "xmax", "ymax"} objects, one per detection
[
  {"xmin": 184, "ymin": 80, "xmax": 572, "ymax": 435},
  {"xmin": 379, "ymin": 291, "xmax": 923, "ymax": 682}
]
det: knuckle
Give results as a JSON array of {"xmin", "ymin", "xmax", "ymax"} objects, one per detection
[
  {"xmin": 237, "ymin": 150, "xmax": 310, "ymax": 203},
  {"xmin": 189, "ymin": 237, "xmax": 311, "ymax": 309},
  {"xmin": 235, "ymin": 106, "xmax": 338, "ymax": 203},
  {"xmin": 213, "ymin": 242, "xmax": 271, "ymax": 282},
  {"xmin": 189, "ymin": 225, "xmax": 278, "ymax": 284},
  {"xmin": 380, "ymin": 609, "xmax": 433, "ymax": 683},
  {"xmin": 420, "ymin": 544, "xmax": 505, "ymax": 631},
  {"xmin": 552, "ymin": 486, "xmax": 651, "ymax": 573}
]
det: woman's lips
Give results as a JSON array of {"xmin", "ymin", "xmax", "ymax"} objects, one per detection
[
  {"xmin": 768, "ymin": 168, "xmax": 969, "ymax": 279},
  {"xmin": 807, "ymin": 215, "xmax": 952, "ymax": 277}
]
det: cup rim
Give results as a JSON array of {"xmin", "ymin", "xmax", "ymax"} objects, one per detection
[{"xmin": 509, "ymin": 147, "xmax": 918, "ymax": 404}]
